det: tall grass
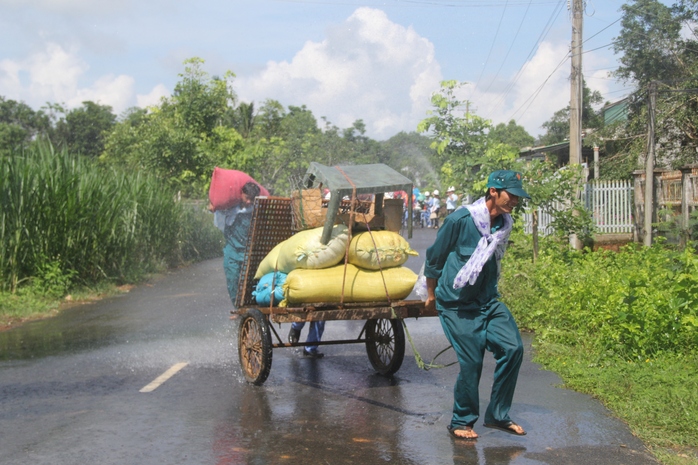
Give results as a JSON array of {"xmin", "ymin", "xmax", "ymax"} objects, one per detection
[{"xmin": 1, "ymin": 145, "xmax": 221, "ymax": 294}]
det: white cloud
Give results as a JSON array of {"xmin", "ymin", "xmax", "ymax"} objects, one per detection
[
  {"xmin": 235, "ymin": 7, "xmax": 442, "ymax": 140},
  {"xmin": 1, "ymin": 42, "xmax": 86, "ymax": 105},
  {"xmin": 68, "ymin": 74, "xmax": 135, "ymax": 113},
  {"xmin": 137, "ymin": 84, "xmax": 170, "ymax": 109},
  {"xmin": 0, "ymin": 42, "xmax": 159, "ymax": 115},
  {"xmin": 466, "ymin": 41, "xmax": 572, "ymax": 138}
]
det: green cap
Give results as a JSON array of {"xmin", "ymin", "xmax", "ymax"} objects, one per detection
[{"xmin": 486, "ymin": 170, "xmax": 531, "ymax": 199}]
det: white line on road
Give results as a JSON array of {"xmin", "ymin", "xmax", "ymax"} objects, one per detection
[{"xmin": 139, "ymin": 362, "xmax": 189, "ymax": 393}]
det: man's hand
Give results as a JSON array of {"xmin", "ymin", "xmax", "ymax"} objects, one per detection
[
  {"xmin": 425, "ymin": 277, "xmax": 437, "ymax": 313},
  {"xmin": 424, "ymin": 295, "xmax": 436, "ymax": 314}
]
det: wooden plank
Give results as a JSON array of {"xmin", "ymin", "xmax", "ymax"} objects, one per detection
[{"xmin": 238, "ymin": 300, "xmax": 435, "ymax": 323}]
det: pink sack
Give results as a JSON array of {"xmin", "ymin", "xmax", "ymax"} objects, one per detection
[{"xmin": 208, "ymin": 167, "xmax": 269, "ymax": 211}]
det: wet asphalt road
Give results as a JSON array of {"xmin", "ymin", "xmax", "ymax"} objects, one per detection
[{"xmin": 0, "ymin": 227, "xmax": 659, "ymax": 465}]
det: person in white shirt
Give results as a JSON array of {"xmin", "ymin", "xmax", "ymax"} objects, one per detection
[
  {"xmin": 430, "ymin": 190, "xmax": 442, "ymax": 229},
  {"xmin": 446, "ymin": 186, "xmax": 459, "ymax": 216}
]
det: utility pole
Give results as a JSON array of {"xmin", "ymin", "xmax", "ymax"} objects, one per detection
[
  {"xmin": 569, "ymin": 0, "xmax": 583, "ymax": 166},
  {"xmin": 644, "ymin": 81, "xmax": 657, "ymax": 247},
  {"xmin": 569, "ymin": 0, "xmax": 584, "ymax": 249}
]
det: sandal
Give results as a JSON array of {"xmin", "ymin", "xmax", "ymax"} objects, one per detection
[
  {"xmin": 447, "ymin": 425, "xmax": 478, "ymax": 440},
  {"xmin": 483, "ymin": 421, "xmax": 526, "ymax": 436}
]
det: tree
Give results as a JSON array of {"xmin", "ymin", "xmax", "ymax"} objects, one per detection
[
  {"xmin": 379, "ymin": 132, "xmax": 439, "ymax": 188},
  {"xmin": 101, "ymin": 58, "xmax": 243, "ymax": 196},
  {"xmin": 613, "ymin": 0, "xmax": 685, "ymax": 87},
  {"xmin": 254, "ymin": 99, "xmax": 285, "ymax": 140},
  {"xmin": 243, "ymin": 103, "xmax": 323, "ymax": 194},
  {"xmin": 0, "ymin": 97, "xmax": 51, "ymax": 155},
  {"xmin": 488, "ymin": 120, "xmax": 535, "ymax": 149},
  {"xmin": 418, "ymin": 80, "xmax": 518, "ymax": 196},
  {"xmin": 600, "ymin": 0, "xmax": 698, "ymax": 175},
  {"xmin": 53, "ymin": 101, "xmax": 116, "ymax": 158},
  {"xmin": 227, "ymin": 102, "xmax": 256, "ymax": 138},
  {"xmin": 521, "ymin": 160, "xmax": 594, "ymax": 260},
  {"xmin": 539, "ymin": 80, "xmax": 604, "ymax": 146}
]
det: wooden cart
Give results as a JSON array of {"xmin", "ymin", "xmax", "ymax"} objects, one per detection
[{"xmin": 234, "ymin": 163, "xmax": 436, "ymax": 385}]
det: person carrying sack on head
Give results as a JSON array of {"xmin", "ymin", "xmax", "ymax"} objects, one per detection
[{"xmin": 210, "ymin": 181, "xmax": 261, "ymax": 313}]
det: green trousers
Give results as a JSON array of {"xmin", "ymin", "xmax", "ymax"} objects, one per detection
[
  {"xmin": 438, "ymin": 300, "xmax": 523, "ymax": 428},
  {"xmin": 223, "ymin": 243, "xmax": 244, "ymax": 307}
]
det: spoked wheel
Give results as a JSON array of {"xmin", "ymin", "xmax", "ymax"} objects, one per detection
[
  {"xmin": 238, "ymin": 308, "xmax": 272, "ymax": 385},
  {"xmin": 365, "ymin": 318, "xmax": 405, "ymax": 376}
]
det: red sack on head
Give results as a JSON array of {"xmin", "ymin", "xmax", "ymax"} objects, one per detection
[{"xmin": 208, "ymin": 167, "xmax": 269, "ymax": 211}]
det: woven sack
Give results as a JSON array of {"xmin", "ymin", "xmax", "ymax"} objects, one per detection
[
  {"xmin": 348, "ymin": 231, "xmax": 418, "ymax": 270},
  {"xmin": 209, "ymin": 167, "xmax": 269, "ymax": 211},
  {"xmin": 282, "ymin": 264, "xmax": 417, "ymax": 305},
  {"xmin": 252, "ymin": 272, "xmax": 287, "ymax": 306},
  {"xmin": 291, "ymin": 189, "xmax": 327, "ymax": 230},
  {"xmin": 267, "ymin": 225, "xmax": 348, "ymax": 274}
]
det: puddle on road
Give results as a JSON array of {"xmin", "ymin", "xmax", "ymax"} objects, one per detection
[
  {"xmin": 0, "ymin": 307, "xmax": 119, "ymax": 360},
  {"xmin": 209, "ymin": 383, "xmax": 535, "ymax": 465}
]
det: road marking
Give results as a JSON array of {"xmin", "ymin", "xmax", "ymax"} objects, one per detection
[{"xmin": 139, "ymin": 362, "xmax": 189, "ymax": 393}]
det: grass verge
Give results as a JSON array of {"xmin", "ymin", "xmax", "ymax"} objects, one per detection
[
  {"xmin": 535, "ymin": 342, "xmax": 698, "ymax": 465},
  {"xmin": 1, "ymin": 280, "xmax": 142, "ymax": 331}
]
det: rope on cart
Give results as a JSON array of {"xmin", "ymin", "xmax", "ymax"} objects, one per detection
[
  {"xmin": 391, "ymin": 307, "xmax": 456, "ymax": 371},
  {"xmin": 336, "ymin": 166, "xmax": 396, "ymax": 307},
  {"xmin": 335, "ymin": 166, "xmax": 358, "ymax": 307}
]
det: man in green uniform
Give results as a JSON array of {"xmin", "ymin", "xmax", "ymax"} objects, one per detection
[{"xmin": 424, "ymin": 170, "xmax": 530, "ymax": 440}]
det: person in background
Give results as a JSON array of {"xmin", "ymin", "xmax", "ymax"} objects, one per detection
[
  {"xmin": 422, "ymin": 191, "xmax": 432, "ymax": 228},
  {"xmin": 446, "ymin": 186, "xmax": 459, "ymax": 216},
  {"xmin": 413, "ymin": 193, "xmax": 423, "ymax": 228},
  {"xmin": 211, "ymin": 181, "xmax": 261, "ymax": 314},
  {"xmin": 424, "ymin": 170, "xmax": 530, "ymax": 440},
  {"xmin": 430, "ymin": 189, "xmax": 441, "ymax": 229},
  {"xmin": 288, "ymin": 320, "xmax": 326, "ymax": 359}
]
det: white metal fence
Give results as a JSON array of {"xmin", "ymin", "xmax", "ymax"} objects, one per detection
[{"xmin": 523, "ymin": 179, "xmax": 634, "ymax": 235}]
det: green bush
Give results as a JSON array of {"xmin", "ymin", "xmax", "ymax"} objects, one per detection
[
  {"xmin": 501, "ymin": 235, "xmax": 698, "ymax": 360},
  {"xmin": 501, "ymin": 235, "xmax": 698, "ymax": 461}
]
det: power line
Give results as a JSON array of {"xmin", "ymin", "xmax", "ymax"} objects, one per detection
[
  {"xmin": 583, "ymin": 42, "xmax": 615, "ymax": 53},
  {"xmin": 479, "ymin": 0, "xmax": 534, "ymax": 97},
  {"xmin": 468, "ymin": 0, "xmax": 510, "ymax": 101},
  {"xmin": 582, "ymin": 16, "xmax": 621, "ymax": 45},
  {"xmin": 507, "ymin": 51, "xmax": 570, "ymax": 122},
  {"xmin": 483, "ymin": 0, "xmax": 566, "ymax": 118}
]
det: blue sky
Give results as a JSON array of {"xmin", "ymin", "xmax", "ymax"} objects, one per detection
[{"xmin": 0, "ymin": 0, "xmax": 659, "ymax": 140}]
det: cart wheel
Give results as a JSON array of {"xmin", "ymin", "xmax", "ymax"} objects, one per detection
[
  {"xmin": 365, "ymin": 318, "xmax": 405, "ymax": 376},
  {"xmin": 238, "ymin": 308, "xmax": 273, "ymax": 385}
]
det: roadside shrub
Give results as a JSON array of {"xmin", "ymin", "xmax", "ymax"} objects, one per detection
[{"xmin": 501, "ymin": 236, "xmax": 698, "ymax": 360}]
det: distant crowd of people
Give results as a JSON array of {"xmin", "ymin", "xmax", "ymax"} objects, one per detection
[{"xmin": 406, "ymin": 186, "xmax": 470, "ymax": 229}]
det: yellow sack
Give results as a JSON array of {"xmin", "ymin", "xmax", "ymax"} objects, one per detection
[
  {"xmin": 255, "ymin": 242, "xmax": 283, "ymax": 279},
  {"xmin": 255, "ymin": 225, "xmax": 348, "ymax": 277},
  {"xmin": 348, "ymin": 231, "xmax": 418, "ymax": 270},
  {"xmin": 275, "ymin": 225, "xmax": 348, "ymax": 273},
  {"xmin": 282, "ymin": 264, "xmax": 417, "ymax": 306}
]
